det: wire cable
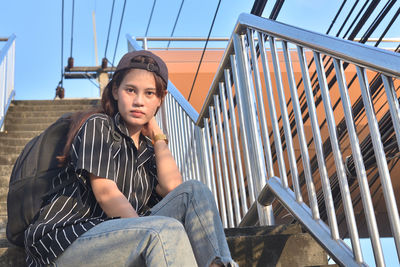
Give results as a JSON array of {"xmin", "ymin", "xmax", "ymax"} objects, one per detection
[
  {"xmin": 187, "ymin": 0, "xmax": 222, "ymax": 101},
  {"xmin": 112, "ymin": 0, "xmax": 127, "ymax": 67},
  {"xmin": 145, "ymin": 0, "xmax": 157, "ymax": 37},
  {"xmin": 60, "ymin": 0, "xmax": 65, "ymax": 87},
  {"xmin": 167, "ymin": 0, "xmax": 185, "ymax": 49},
  {"xmin": 70, "ymin": 0, "xmax": 75, "ymax": 58},
  {"xmin": 104, "ymin": 0, "xmax": 116, "ymax": 58}
]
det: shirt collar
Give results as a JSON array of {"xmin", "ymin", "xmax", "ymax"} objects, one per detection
[{"xmin": 113, "ymin": 112, "xmax": 154, "ymax": 152}]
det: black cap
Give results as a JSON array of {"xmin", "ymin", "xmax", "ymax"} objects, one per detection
[{"xmin": 114, "ymin": 50, "xmax": 168, "ymax": 85}]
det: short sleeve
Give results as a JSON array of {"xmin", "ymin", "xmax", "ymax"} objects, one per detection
[{"xmin": 70, "ymin": 114, "xmax": 118, "ymax": 181}]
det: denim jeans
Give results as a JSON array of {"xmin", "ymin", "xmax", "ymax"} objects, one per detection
[{"xmin": 55, "ymin": 180, "xmax": 236, "ymax": 267}]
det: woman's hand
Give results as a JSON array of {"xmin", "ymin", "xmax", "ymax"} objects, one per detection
[{"xmin": 141, "ymin": 117, "xmax": 163, "ymax": 140}]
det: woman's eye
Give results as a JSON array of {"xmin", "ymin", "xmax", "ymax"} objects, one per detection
[
  {"xmin": 126, "ymin": 88, "xmax": 135, "ymax": 93},
  {"xmin": 146, "ymin": 91, "xmax": 155, "ymax": 96}
]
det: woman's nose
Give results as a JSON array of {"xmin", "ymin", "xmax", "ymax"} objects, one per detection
[{"xmin": 133, "ymin": 93, "xmax": 144, "ymax": 106}]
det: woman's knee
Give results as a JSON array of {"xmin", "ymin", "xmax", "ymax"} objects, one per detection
[
  {"xmin": 181, "ymin": 179, "xmax": 210, "ymax": 194},
  {"xmin": 151, "ymin": 216, "xmax": 185, "ymax": 233}
]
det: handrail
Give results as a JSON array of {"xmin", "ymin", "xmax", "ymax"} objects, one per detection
[
  {"xmin": 0, "ymin": 34, "xmax": 16, "ymax": 131},
  {"xmin": 132, "ymin": 36, "xmax": 229, "ymax": 50},
  {"xmin": 198, "ymin": 13, "xmax": 400, "ymax": 124}
]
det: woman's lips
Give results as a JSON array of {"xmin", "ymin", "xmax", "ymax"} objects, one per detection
[{"xmin": 130, "ymin": 110, "xmax": 145, "ymax": 117}]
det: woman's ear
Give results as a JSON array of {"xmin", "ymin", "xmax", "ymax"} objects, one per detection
[{"xmin": 112, "ymin": 85, "xmax": 118, "ymax": 101}]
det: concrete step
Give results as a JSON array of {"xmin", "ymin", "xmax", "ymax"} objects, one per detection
[
  {"xmin": 5, "ymin": 110, "xmax": 78, "ymax": 119},
  {"xmin": 5, "ymin": 123, "xmax": 54, "ymax": 132},
  {"xmin": 11, "ymin": 99, "xmax": 100, "ymax": 106},
  {"xmin": 8, "ymin": 104, "xmax": 99, "ymax": 113},
  {"xmin": 0, "ymin": 216, "xmax": 7, "ymax": 233},
  {"xmin": 5, "ymin": 116, "xmax": 60, "ymax": 125},
  {"xmin": 0, "ymin": 187, "xmax": 8, "ymax": 202},
  {"xmin": 0, "ymin": 202, "xmax": 6, "ymax": 216},
  {"xmin": 226, "ymin": 224, "xmax": 329, "ymax": 267},
  {"xmin": 0, "ymin": 131, "xmax": 39, "ymax": 139},
  {"xmin": 0, "ymin": 145, "xmax": 25, "ymax": 155},
  {"xmin": 0, "ymin": 175, "xmax": 10, "ymax": 188},
  {"xmin": 0, "ymin": 166, "xmax": 13, "ymax": 178},
  {"xmin": 0, "ymin": 137, "xmax": 31, "ymax": 147},
  {"xmin": 0, "ymin": 155, "xmax": 18, "ymax": 166}
]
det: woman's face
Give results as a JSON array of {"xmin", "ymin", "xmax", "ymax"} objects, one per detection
[{"xmin": 112, "ymin": 68, "xmax": 161, "ymax": 135}]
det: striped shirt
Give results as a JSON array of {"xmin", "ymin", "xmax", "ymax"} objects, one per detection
[{"xmin": 24, "ymin": 113, "xmax": 161, "ymax": 266}]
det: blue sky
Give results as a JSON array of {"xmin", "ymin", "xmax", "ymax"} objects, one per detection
[
  {"xmin": 3, "ymin": 0, "xmax": 398, "ymax": 101},
  {"xmin": 1, "ymin": 1, "xmax": 400, "ymax": 266}
]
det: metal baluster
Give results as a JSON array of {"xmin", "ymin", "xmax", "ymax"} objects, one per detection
[
  {"xmin": 224, "ymin": 68, "xmax": 248, "ymax": 215},
  {"xmin": 182, "ymin": 113, "xmax": 191, "ymax": 180},
  {"xmin": 334, "ymin": 59, "xmax": 385, "ymax": 266},
  {"xmin": 167, "ymin": 95, "xmax": 177, "ymax": 161},
  {"xmin": 231, "ymin": 54, "xmax": 256, "ymax": 205},
  {"xmin": 204, "ymin": 118, "xmax": 219, "ymax": 210},
  {"xmin": 219, "ymin": 81, "xmax": 243, "ymax": 222},
  {"xmin": 210, "ymin": 106, "xmax": 228, "ymax": 227},
  {"xmin": 281, "ymin": 40, "xmax": 307, "ymax": 202},
  {"xmin": 382, "ymin": 75, "xmax": 400, "ymax": 152},
  {"xmin": 187, "ymin": 115, "xmax": 196, "ymax": 180},
  {"xmin": 214, "ymin": 94, "xmax": 235, "ymax": 227},
  {"xmin": 247, "ymin": 29, "xmax": 274, "ymax": 179},
  {"xmin": 357, "ymin": 66, "xmax": 400, "ymax": 260},
  {"xmin": 269, "ymin": 36, "xmax": 301, "ymax": 197},
  {"xmin": 193, "ymin": 126, "xmax": 202, "ymax": 181},
  {"xmin": 178, "ymin": 106, "xmax": 187, "ymax": 180},
  {"xmin": 314, "ymin": 51, "xmax": 359, "ymax": 255},
  {"xmin": 173, "ymin": 100, "xmax": 183, "ymax": 173},
  {"xmin": 258, "ymin": 33, "xmax": 287, "ymax": 186},
  {"xmin": 233, "ymin": 33, "xmax": 272, "ymax": 225},
  {"xmin": 296, "ymin": 45, "xmax": 322, "ymax": 220}
]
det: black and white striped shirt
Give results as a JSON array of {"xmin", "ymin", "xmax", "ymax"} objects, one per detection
[{"xmin": 24, "ymin": 113, "xmax": 160, "ymax": 266}]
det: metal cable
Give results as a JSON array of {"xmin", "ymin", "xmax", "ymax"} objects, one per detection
[
  {"xmin": 326, "ymin": 0, "xmax": 347, "ymax": 35},
  {"xmin": 335, "ymin": 0, "xmax": 359, "ymax": 38},
  {"xmin": 145, "ymin": 0, "xmax": 157, "ymax": 37},
  {"xmin": 375, "ymin": 6, "xmax": 400, "ymax": 47},
  {"xmin": 104, "ymin": 0, "xmax": 116, "ymax": 58},
  {"xmin": 269, "ymin": 0, "xmax": 285, "ymax": 20},
  {"xmin": 112, "ymin": 0, "xmax": 127, "ymax": 67},
  {"xmin": 187, "ymin": 0, "xmax": 222, "ymax": 101},
  {"xmin": 167, "ymin": 0, "xmax": 185, "ymax": 49},
  {"xmin": 70, "ymin": 0, "xmax": 75, "ymax": 58},
  {"xmin": 342, "ymin": 0, "xmax": 369, "ymax": 39},
  {"xmin": 60, "ymin": 0, "xmax": 65, "ymax": 87}
]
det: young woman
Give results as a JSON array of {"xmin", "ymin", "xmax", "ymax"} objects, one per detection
[{"xmin": 24, "ymin": 50, "xmax": 237, "ymax": 267}]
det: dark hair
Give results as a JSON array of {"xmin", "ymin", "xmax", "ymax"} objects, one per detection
[{"xmin": 57, "ymin": 55, "xmax": 167, "ymax": 166}]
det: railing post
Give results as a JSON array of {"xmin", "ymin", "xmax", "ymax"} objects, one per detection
[{"xmin": 233, "ymin": 33, "xmax": 274, "ymax": 226}]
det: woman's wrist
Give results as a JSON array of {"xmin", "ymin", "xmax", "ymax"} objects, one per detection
[{"xmin": 152, "ymin": 133, "xmax": 168, "ymax": 145}]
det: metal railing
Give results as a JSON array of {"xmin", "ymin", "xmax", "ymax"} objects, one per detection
[
  {"xmin": 133, "ymin": 36, "xmax": 229, "ymax": 50},
  {"xmin": 0, "ymin": 34, "xmax": 16, "ymax": 131},
  {"xmin": 128, "ymin": 12, "xmax": 400, "ymax": 266}
]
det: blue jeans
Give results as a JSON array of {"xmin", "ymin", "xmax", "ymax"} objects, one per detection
[{"xmin": 55, "ymin": 180, "xmax": 236, "ymax": 267}]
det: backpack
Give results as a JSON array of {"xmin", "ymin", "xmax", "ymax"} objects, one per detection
[{"xmin": 6, "ymin": 113, "xmax": 122, "ymax": 247}]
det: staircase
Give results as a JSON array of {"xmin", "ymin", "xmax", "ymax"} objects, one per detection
[
  {"xmin": 0, "ymin": 100, "xmax": 336, "ymax": 266},
  {"xmin": 0, "ymin": 99, "xmax": 100, "ymax": 266}
]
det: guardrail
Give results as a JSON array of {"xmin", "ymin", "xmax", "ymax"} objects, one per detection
[
  {"xmin": 128, "ymin": 12, "xmax": 400, "ymax": 266},
  {"xmin": 0, "ymin": 34, "xmax": 16, "ymax": 131}
]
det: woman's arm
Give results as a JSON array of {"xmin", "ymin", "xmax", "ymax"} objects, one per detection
[
  {"xmin": 142, "ymin": 117, "xmax": 182, "ymax": 197},
  {"xmin": 90, "ymin": 174, "xmax": 139, "ymax": 218}
]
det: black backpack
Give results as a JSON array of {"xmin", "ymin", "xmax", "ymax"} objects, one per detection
[{"xmin": 6, "ymin": 113, "xmax": 121, "ymax": 247}]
